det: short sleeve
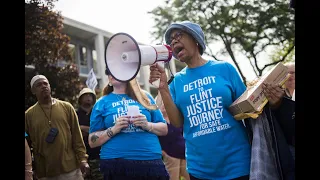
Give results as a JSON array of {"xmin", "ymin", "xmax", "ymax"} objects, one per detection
[
  {"xmin": 225, "ymin": 63, "xmax": 246, "ymax": 101},
  {"xmin": 89, "ymin": 101, "xmax": 105, "ymax": 133},
  {"xmin": 169, "ymin": 80, "xmax": 177, "ymax": 105}
]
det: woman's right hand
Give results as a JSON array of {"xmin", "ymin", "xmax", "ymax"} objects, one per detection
[
  {"xmin": 111, "ymin": 115, "xmax": 130, "ymax": 134},
  {"xmin": 149, "ymin": 63, "xmax": 168, "ymax": 89},
  {"xmin": 262, "ymin": 83, "xmax": 285, "ymax": 109}
]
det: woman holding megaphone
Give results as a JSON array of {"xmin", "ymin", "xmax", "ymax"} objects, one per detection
[
  {"xmin": 149, "ymin": 21, "xmax": 252, "ymax": 180},
  {"xmin": 88, "ymin": 70, "xmax": 169, "ymax": 180},
  {"xmin": 149, "ymin": 20, "xmax": 295, "ymax": 180}
]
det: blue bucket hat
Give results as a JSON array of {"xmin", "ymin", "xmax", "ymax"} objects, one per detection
[{"xmin": 164, "ymin": 21, "xmax": 206, "ymax": 55}]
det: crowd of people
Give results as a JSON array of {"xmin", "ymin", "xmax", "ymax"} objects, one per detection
[{"xmin": 25, "ymin": 20, "xmax": 295, "ymax": 180}]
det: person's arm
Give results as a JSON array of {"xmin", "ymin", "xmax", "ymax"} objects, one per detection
[
  {"xmin": 89, "ymin": 115, "xmax": 130, "ymax": 148},
  {"xmin": 159, "ymin": 87, "xmax": 184, "ymax": 128},
  {"xmin": 149, "ymin": 63, "xmax": 184, "ymax": 128},
  {"xmin": 88, "ymin": 102, "xmax": 109, "ymax": 148},
  {"xmin": 132, "ymin": 92, "xmax": 168, "ymax": 135},
  {"xmin": 263, "ymin": 84, "xmax": 295, "ymax": 145},
  {"xmin": 262, "ymin": 83, "xmax": 286, "ymax": 109},
  {"xmin": 148, "ymin": 92, "xmax": 168, "ymax": 136},
  {"xmin": 147, "ymin": 121, "xmax": 168, "ymax": 136},
  {"xmin": 80, "ymin": 125, "xmax": 90, "ymax": 133},
  {"xmin": 88, "ymin": 99, "xmax": 130, "ymax": 148},
  {"xmin": 132, "ymin": 114, "xmax": 168, "ymax": 136},
  {"xmin": 25, "ymin": 113, "xmax": 34, "ymax": 180},
  {"xmin": 88, "ymin": 129, "xmax": 111, "ymax": 148},
  {"xmin": 25, "ymin": 139, "xmax": 32, "ymax": 167},
  {"xmin": 80, "ymin": 125, "xmax": 90, "ymax": 137},
  {"xmin": 67, "ymin": 103, "xmax": 90, "ymax": 175},
  {"xmin": 25, "ymin": 134, "xmax": 33, "ymax": 180},
  {"xmin": 76, "ymin": 111, "xmax": 90, "ymax": 134},
  {"xmin": 67, "ymin": 103, "xmax": 88, "ymax": 163}
]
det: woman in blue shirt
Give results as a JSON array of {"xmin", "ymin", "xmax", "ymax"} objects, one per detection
[
  {"xmin": 149, "ymin": 21, "xmax": 251, "ymax": 180},
  {"xmin": 88, "ymin": 70, "xmax": 169, "ymax": 180}
]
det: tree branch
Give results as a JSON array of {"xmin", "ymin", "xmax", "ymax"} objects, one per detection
[
  {"xmin": 250, "ymin": 50, "xmax": 260, "ymax": 75},
  {"xmin": 254, "ymin": 41, "xmax": 272, "ymax": 56},
  {"xmin": 204, "ymin": 39, "xmax": 218, "ymax": 60},
  {"xmin": 261, "ymin": 44, "xmax": 295, "ymax": 72},
  {"xmin": 204, "ymin": 51, "xmax": 219, "ymax": 60},
  {"xmin": 201, "ymin": 10, "xmax": 219, "ymax": 60},
  {"xmin": 220, "ymin": 33, "xmax": 247, "ymax": 83},
  {"xmin": 247, "ymin": 55, "xmax": 259, "ymax": 77}
]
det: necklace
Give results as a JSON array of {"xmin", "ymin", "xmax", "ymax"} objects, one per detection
[{"xmin": 39, "ymin": 98, "xmax": 54, "ymax": 126}]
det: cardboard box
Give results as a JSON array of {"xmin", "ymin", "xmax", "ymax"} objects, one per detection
[{"xmin": 229, "ymin": 62, "xmax": 289, "ymax": 116}]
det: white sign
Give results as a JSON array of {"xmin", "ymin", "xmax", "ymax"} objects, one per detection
[
  {"xmin": 127, "ymin": 105, "xmax": 140, "ymax": 117},
  {"xmin": 86, "ymin": 69, "xmax": 98, "ymax": 91}
]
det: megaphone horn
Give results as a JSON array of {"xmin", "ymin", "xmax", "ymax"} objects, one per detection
[{"xmin": 104, "ymin": 32, "xmax": 172, "ymax": 87}]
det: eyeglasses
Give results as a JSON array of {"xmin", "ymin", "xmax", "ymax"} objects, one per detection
[{"xmin": 169, "ymin": 31, "xmax": 183, "ymax": 46}]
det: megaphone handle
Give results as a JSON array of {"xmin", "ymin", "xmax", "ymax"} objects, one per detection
[{"xmin": 152, "ymin": 61, "xmax": 165, "ymax": 88}]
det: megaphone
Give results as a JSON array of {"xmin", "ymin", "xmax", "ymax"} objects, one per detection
[{"xmin": 104, "ymin": 32, "xmax": 172, "ymax": 88}]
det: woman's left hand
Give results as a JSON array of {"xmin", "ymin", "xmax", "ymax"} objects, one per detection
[{"xmin": 132, "ymin": 114, "xmax": 151, "ymax": 131}]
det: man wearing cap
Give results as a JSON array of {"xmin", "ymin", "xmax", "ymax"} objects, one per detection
[
  {"xmin": 25, "ymin": 75, "xmax": 90, "ymax": 180},
  {"xmin": 76, "ymin": 88, "xmax": 103, "ymax": 180},
  {"xmin": 149, "ymin": 21, "xmax": 251, "ymax": 180}
]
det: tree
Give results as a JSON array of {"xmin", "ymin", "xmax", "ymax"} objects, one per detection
[
  {"xmin": 270, "ymin": 41, "xmax": 295, "ymax": 64},
  {"xmin": 149, "ymin": 0, "xmax": 295, "ymax": 84},
  {"xmin": 25, "ymin": 0, "xmax": 81, "ymax": 110}
]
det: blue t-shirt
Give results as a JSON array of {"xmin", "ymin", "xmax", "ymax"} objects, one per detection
[
  {"xmin": 90, "ymin": 92, "xmax": 166, "ymax": 160},
  {"xmin": 169, "ymin": 60, "xmax": 251, "ymax": 180}
]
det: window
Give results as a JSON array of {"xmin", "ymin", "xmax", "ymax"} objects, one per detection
[
  {"xmin": 79, "ymin": 45, "xmax": 89, "ymax": 74},
  {"xmin": 68, "ymin": 40, "xmax": 101, "ymax": 78},
  {"xmin": 79, "ymin": 46, "xmax": 87, "ymax": 66},
  {"xmin": 92, "ymin": 50, "xmax": 98, "ymax": 74},
  {"xmin": 68, "ymin": 44, "xmax": 76, "ymax": 63}
]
